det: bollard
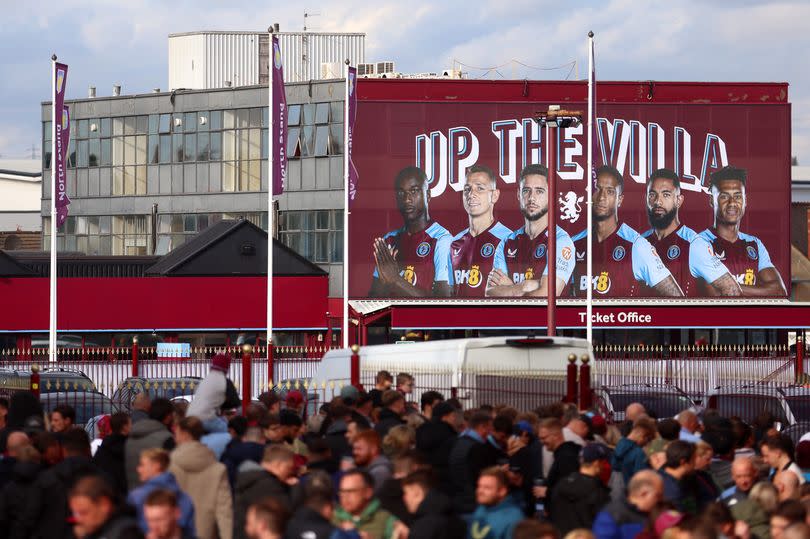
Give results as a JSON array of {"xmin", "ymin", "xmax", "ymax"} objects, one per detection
[
  {"xmin": 267, "ymin": 341, "xmax": 274, "ymax": 391},
  {"xmin": 131, "ymin": 336, "xmax": 139, "ymax": 377},
  {"xmin": 350, "ymin": 344, "xmax": 360, "ymax": 389},
  {"xmin": 30, "ymin": 364, "xmax": 41, "ymax": 399},
  {"xmin": 242, "ymin": 344, "xmax": 253, "ymax": 416},
  {"xmin": 565, "ymin": 354, "xmax": 578, "ymax": 404},
  {"xmin": 797, "ymin": 335, "xmax": 805, "ymax": 382},
  {"xmin": 579, "ymin": 354, "xmax": 592, "ymax": 410}
]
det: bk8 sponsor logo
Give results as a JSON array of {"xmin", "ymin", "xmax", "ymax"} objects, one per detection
[
  {"xmin": 580, "ymin": 271, "xmax": 611, "ymax": 294},
  {"xmin": 455, "ymin": 265, "xmax": 483, "ymax": 287}
]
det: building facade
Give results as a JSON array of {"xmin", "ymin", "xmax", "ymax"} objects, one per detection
[{"xmin": 41, "ymin": 80, "xmax": 346, "ymax": 295}]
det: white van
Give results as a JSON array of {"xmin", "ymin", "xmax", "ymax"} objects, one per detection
[{"xmin": 311, "ymin": 336, "xmax": 591, "ymax": 410}]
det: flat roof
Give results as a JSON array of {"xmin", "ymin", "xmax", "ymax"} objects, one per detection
[{"xmin": 168, "ymin": 30, "xmax": 365, "ymax": 37}]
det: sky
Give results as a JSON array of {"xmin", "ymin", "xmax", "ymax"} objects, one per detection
[{"xmin": 1, "ymin": 0, "xmax": 808, "ymax": 164}]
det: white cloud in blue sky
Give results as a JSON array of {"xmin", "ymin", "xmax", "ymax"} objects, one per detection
[{"xmin": 1, "ymin": 0, "xmax": 809, "ymax": 163}]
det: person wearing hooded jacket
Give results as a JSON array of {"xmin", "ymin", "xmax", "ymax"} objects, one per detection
[
  {"xmin": 125, "ymin": 397, "xmax": 176, "ymax": 491},
  {"xmin": 233, "ymin": 444, "xmax": 297, "ymax": 539},
  {"xmin": 401, "ymin": 470, "xmax": 465, "ymax": 539},
  {"xmin": 186, "ymin": 353, "xmax": 240, "ymax": 433},
  {"xmin": 0, "ymin": 444, "xmax": 42, "ymax": 539},
  {"xmin": 550, "ymin": 443, "xmax": 611, "ymax": 535},
  {"xmin": 169, "ymin": 416, "xmax": 232, "ymax": 539},
  {"xmin": 93, "ymin": 411, "xmax": 131, "ymax": 497},
  {"xmin": 612, "ymin": 419, "xmax": 657, "ymax": 484},
  {"xmin": 127, "ymin": 447, "xmax": 195, "ymax": 537}
]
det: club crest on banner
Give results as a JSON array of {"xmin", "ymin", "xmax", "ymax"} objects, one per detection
[
  {"xmin": 416, "ymin": 241, "xmax": 431, "ymax": 257},
  {"xmin": 480, "ymin": 243, "xmax": 495, "ymax": 258},
  {"xmin": 559, "ymin": 191, "xmax": 584, "ymax": 223},
  {"xmin": 612, "ymin": 246, "xmax": 626, "ymax": 261}
]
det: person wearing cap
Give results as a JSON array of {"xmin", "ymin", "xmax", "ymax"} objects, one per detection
[
  {"xmin": 375, "ymin": 390, "xmax": 407, "ymax": 439},
  {"xmin": 415, "ymin": 401, "xmax": 459, "ymax": 485},
  {"xmin": 285, "ymin": 390, "xmax": 305, "ymax": 417},
  {"xmin": 186, "ymin": 353, "xmax": 240, "ymax": 434},
  {"xmin": 644, "ymin": 438, "xmax": 667, "ymax": 472},
  {"xmin": 550, "ymin": 443, "xmax": 612, "ymax": 535}
]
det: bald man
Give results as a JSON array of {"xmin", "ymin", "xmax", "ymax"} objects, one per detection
[
  {"xmin": 626, "ymin": 403, "xmax": 646, "ymax": 422},
  {"xmin": 0, "ymin": 431, "xmax": 31, "ymax": 488},
  {"xmin": 593, "ymin": 470, "xmax": 664, "ymax": 539},
  {"xmin": 776, "ymin": 471, "xmax": 801, "ymax": 502},
  {"xmin": 677, "ymin": 410, "xmax": 701, "ymax": 443},
  {"xmin": 721, "ymin": 457, "xmax": 758, "ymax": 506}
]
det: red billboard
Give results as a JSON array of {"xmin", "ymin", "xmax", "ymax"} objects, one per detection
[{"xmin": 350, "ymin": 80, "xmax": 791, "ymax": 300}]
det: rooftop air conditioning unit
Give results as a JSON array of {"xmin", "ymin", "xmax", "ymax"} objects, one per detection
[
  {"xmin": 358, "ymin": 63, "xmax": 375, "ymax": 76},
  {"xmin": 376, "ymin": 61, "xmax": 395, "ymax": 74},
  {"xmin": 442, "ymin": 69, "xmax": 463, "ymax": 79}
]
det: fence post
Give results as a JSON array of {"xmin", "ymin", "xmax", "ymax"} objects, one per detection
[
  {"xmin": 350, "ymin": 344, "xmax": 360, "ymax": 388},
  {"xmin": 579, "ymin": 354, "xmax": 592, "ymax": 410},
  {"xmin": 566, "ymin": 354, "xmax": 578, "ymax": 404},
  {"xmin": 30, "ymin": 364, "xmax": 40, "ymax": 399},
  {"xmin": 267, "ymin": 341, "xmax": 274, "ymax": 391},
  {"xmin": 797, "ymin": 335, "xmax": 805, "ymax": 382},
  {"xmin": 131, "ymin": 336, "xmax": 139, "ymax": 377},
  {"xmin": 242, "ymin": 344, "xmax": 253, "ymax": 416}
]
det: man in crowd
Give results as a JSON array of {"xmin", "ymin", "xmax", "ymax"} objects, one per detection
[
  {"xmin": 550, "ymin": 443, "xmax": 612, "ymax": 535},
  {"xmin": 448, "ymin": 410, "xmax": 495, "ymax": 515},
  {"xmin": 613, "ymin": 418, "xmax": 658, "ymax": 483},
  {"xmin": 536, "ymin": 417, "xmax": 582, "ymax": 512},
  {"xmin": 770, "ymin": 500, "xmax": 807, "ymax": 539},
  {"xmin": 659, "ymin": 440, "xmax": 697, "ymax": 513},
  {"xmin": 126, "ymin": 398, "xmax": 176, "ymax": 490},
  {"xmin": 245, "ymin": 498, "xmax": 290, "ymax": 539},
  {"xmin": 469, "ymin": 467, "xmax": 524, "ymax": 539},
  {"xmin": 721, "ymin": 456, "xmax": 758, "ymax": 506},
  {"xmin": 677, "ymin": 410, "xmax": 702, "ymax": 443},
  {"xmin": 50, "ymin": 405, "xmax": 75, "ymax": 434},
  {"xmin": 333, "ymin": 470, "xmax": 398, "ymax": 538},
  {"xmin": 762, "ymin": 434, "xmax": 806, "ymax": 484},
  {"xmin": 375, "ymin": 391, "xmax": 406, "ymax": 438},
  {"xmin": 68, "ymin": 475, "xmax": 142, "ymax": 538},
  {"xmin": 401, "ymin": 469, "xmax": 465, "ymax": 538},
  {"xmin": 369, "ymin": 371, "xmax": 393, "ymax": 409},
  {"xmin": 593, "ymin": 470, "xmax": 664, "ymax": 539},
  {"xmin": 128, "ymin": 448, "xmax": 195, "ymax": 537},
  {"xmin": 143, "ymin": 488, "xmax": 194, "ymax": 539},
  {"xmin": 352, "ymin": 430, "xmax": 392, "ymax": 492},
  {"xmin": 234, "ymin": 445, "xmax": 297, "ymax": 539}
]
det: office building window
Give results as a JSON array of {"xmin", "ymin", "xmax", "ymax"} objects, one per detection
[{"xmin": 278, "ymin": 209, "xmax": 343, "ymax": 263}]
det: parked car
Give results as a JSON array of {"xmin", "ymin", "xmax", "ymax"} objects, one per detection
[
  {"xmin": 704, "ymin": 385, "xmax": 793, "ymax": 426},
  {"xmin": 40, "ymin": 391, "xmax": 119, "ymax": 427},
  {"xmin": 778, "ymin": 386, "xmax": 810, "ymax": 423},
  {"xmin": 111, "ymin": 376, "xmax": 202, "ymax": 410},
  {"xmin": 593, "ymin": 383, "xmax": 701, "ymax": 423},
  {"xmin": 781, "ymin": 421, "xmax": 810, "ymax": 446},
  {"xmin": 0, "ymin": 367, "xmax": 96, "ymax": 397}
]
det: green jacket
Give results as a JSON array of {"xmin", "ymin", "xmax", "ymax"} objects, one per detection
[
  {"xmin": 730, "ymin": 499, "xmax": 770, "ymax": 539},
  {"xmin": 333, "ymin": 498, "xmax": 397, "ymax": 539}
]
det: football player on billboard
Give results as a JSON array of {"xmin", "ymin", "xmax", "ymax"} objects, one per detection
[
  {"xmin": 370, "ymin": 166, "xmax": 453, "ymax": 297},
  {"xmin": 699, "ymin": 166, "xmax": 786, "ymax": 296},
  {"xmin": 486, "ymin": 164, "xmax": 575, "ymax": 297}
]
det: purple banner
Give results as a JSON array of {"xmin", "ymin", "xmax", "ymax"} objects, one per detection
[
  {"xmin": 347, "ymin": 66, "xmax": 358, "ymax": 206},
  {"xmin": 271, "ymin": 36, "xmax": 287, "ymax": 196},
  {"xmin": 57, "ymin": 106, "xmax": 70, "ymax": 227},
  {"xmin": 54, "ymin": 62, "xmax": 69, "ymax": 227}
]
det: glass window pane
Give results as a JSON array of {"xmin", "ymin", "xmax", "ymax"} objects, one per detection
[
  {"xmin": 239, "ymin": 129, "xmax": 250, "ymax": 161},
  {"xmin": 249, "ymin": 129, "xmax": 261, "ymax": 160},
  {"xmin": 172, "ymin": 113, "xmax": 184, "ymax": 133},
  {"xmin": 159, "ymin": 135, "xmax": 171, "ymax": 164},
  {"xmin": 77, "ymin": 140, "xmax": 89, "ymax": 167},
  {"xmin": 136, "ymin": 165, "xmax": 147, "ymax": 194},
  {"xmin": 223, "ymin": 110, "xmax": 236, "ymax": 130},
  {"xmin": 148, "ymin": 114, "xmax": 158, "ymax": 134},
  {"xmin": 184, "ymin": 133, "xmax": 196, "ymax": 162},
  {"xmin": 78, "ymin": 119, "xmax": 89, "ymax": 138},
  {"xmin": 329, "ymin": 123, "xmax": 344, "ymax": 155},
  {"xmin": 158, "ymin": 215, "xmax": 171, "ymax": 234},
  {"xmin": 112, "ymin": 137, "xmax": 123, "ymax": 166},
  {"xmin": 159, "ymin": 114, "xmax": 171, "ymax": 134},
  {"xmin": 331, "ymin": 102, "xmax": 343, "ymax": 123},
  {"xmin": 261, "ymin": 129, "xmax": 268, "ymax": 160},
  {"xmin": 262, "ymin": 107, "xmax": 269, "ymax": 128},
  {"xmin": 184, "ymin": 215, "xmax": 196, "ymax": 232},
  {"xmin": 101, "ymin": 139, "xmax": 111, "ymax": 166},
  {"xmin": 148, "ymin": 135, "xmax": 159, "ymax": 164},
  {"xmin": 100, "ymin": 216, "xmax": 111, "ymax": 235},
  {"xmin": 303, "ymin": 104, "xmax": 315, "ymax": 125},
  {"xmin": 223, "ymin": 162, "xmax": 236, "ymax": 192},
  {"xmin": 100, "ymin": 118, "xmax": 111, "ymax": 137},
  {"xmin": 136, "ymin": 135, "xmax": 147, "ymax": 164},
  {"xmin": 287, "ymin": 127, "xmax": 300, "ymax": 157},
  {"xmin": 183, "ymin": 164, "xmax": 196, "ymax": 192},
  {"xmin": 288, "ymin": 105, "xmax": 301, "ymax": 126},
  {"xmin": 237, "ymin": 109, "xmax": 250, "ymax": 128},
  {"xmin": 171, "ymin": 214, "xmax": 183, "ymax": 233},
  {"xmin": 315, "ymin": 103, "xmax": 329, "ymax": 124},
  {"xmin": 184, "ymin": 112, "xmax": 196, "ymax": 133},
  {"xmin": 330, "ymin": 230, "xmax": 343, "ymax": 262},
  {"xmin": 173, "ymin": 133, "xmax": 184, "ymax": 162},
  {"xmin": 137, "ymin": 116, "xmax": 148, "ymax": 135},
  {"xmin": 314, "ymin": 126, "xmax": 329, "ymax": 156},
  {"xmin": 210, "ymin": 132, "xmax": 222, "ymax": 161},
  {"xmin": 301, "ymin": 126, "xmax": 314, "ymax": 156},
  {"xmin": 198, "ymin": 111, "xmax": 209, "ymax": 131},
  {"xmin": 223, "ymin": 130, "xmax": 236, "ymax": 161},
  {"xmin": 68, "ymin": 147, "xmax": 76, "ymax": 168},
  {"xmin": 197, "ymin": 132, "xmax": 209, "ymax": 161},
  {"xmin": 209, "ymin": 110, "xmax": 222, "ymax": 130},
  {"xmin": 124, "ymin": 116, "xmax": 136, "ymax": 136},
  {"xmin": 124, "ymin": 136, "xmax": 136, "ymax": 165},
  {"xmin": 197, "ymin": 214, "xmax": 209, "ymax": 231},
  {"xmin": 238, "ymin": 161, "xmax": 250, "ymax": 191},
  {"xmin": 113, "ymin": 117, "xmax": 124, "ymax": 136},
  {"xmin": 89, "ymin": 139, "xmax": 100, "ymax": 167},
  {"xmin": 124, "ymin": 166, "xmax": 136, "ymax": 194},
  {"xmin": 89, "ymin": 118, "xmax": 100, "ymax": 138},
  {"xmin": 250, "ymin": 108, "xmax": 262, "ymax": 128},
  {"xmin": 113, "ymin": 167, "xmax": 124, "ymax": 195},
  {"xmin": 249, "ymin": 160, "xmax": 261, "ymax": 191}
]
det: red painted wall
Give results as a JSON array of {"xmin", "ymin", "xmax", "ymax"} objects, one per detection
[{"xmin": 0, "ymin": 276, "xmax": 329, "ymax": 331}]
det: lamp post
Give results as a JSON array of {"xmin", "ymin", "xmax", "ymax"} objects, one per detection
[{"xmin": 534, "ymin": 106, "xmax": 582, "ymax": 336}]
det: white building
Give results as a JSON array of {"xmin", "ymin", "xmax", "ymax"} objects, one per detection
[
  {"xmin": 168, "ymin": 30, "xmax": 366, "ymax": 89},
  {"xmin": 0, "ymin": 159, "xmax": 42, "ymax": 249}
]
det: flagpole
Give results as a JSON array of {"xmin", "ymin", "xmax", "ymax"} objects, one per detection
[
  {"xmin": 49, "ymin": 54, "xmax": 58, "ymax": 364},
  {"xmin": 342, "ymin": 58, "xmax": 350, "ymax": 348},
  {"xmin": 267, "ymin": 28, "xmax": 274, "ymax": 361},
  {"xmin": 586, "ymin": 31, "xmax": 594, "ymax": 344}
]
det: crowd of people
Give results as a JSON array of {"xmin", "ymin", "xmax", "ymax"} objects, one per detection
[{"xmin": 0, "ymin": 354, "xmax": 810, "ymax": 538}]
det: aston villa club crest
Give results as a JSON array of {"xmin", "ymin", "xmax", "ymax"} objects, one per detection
[
  {"xmin": 416, "ymin": 241, "xmax": 431, "ymax": 257},
  {"xmin": 612, "ymin": 246, "xmax": 626, "ymax": 262},
  {"xmin": 559, "ymin": 191, "xmax": 584, "ymax": 223},
  {"xmin": 480, "ymin": 243, "xmax": 495, "ymax": 258},
  {"xmin": 273, "ymin": 43, "xmax": 283, "ymax": 69},
  {"xmin": 746, "ymin": 245, "xmax": 758, "ymax": 260},
  {"xmin": 667, "ymin": 245, "xmax": 681, "ymax": 260},
  {"xmin": 534, "ymin": 244, "xmax": 546, "ymax": 259}
]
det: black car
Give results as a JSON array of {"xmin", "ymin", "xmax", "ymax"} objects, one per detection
[{"xmin": 111, "ymin": 376, "xmax": 202, "ymax": 410}]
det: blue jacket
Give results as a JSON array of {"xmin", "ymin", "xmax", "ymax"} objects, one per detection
[
  {"xmin": 468, "ymin": 497, "xmax": 523, "ymax": 539},
  {"xmin": 611, "ymin": 438, "xmax": 649, "ymax": 483},
  {"xmin": 592, "ymin": 498, "xmax": 647, "ymax": 539},
  {"xmin": 127, "ymin": 471, "xmax": 196, "ymax": 537}
]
